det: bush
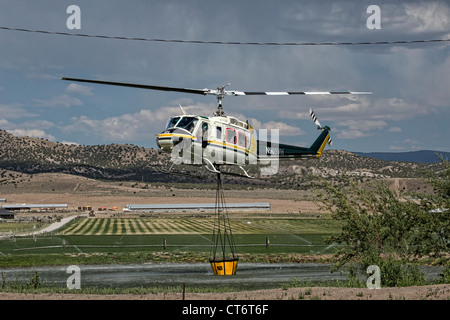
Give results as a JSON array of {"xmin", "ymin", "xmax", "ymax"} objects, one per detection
[
  {"xmin": 318, "ymin": 157, "xmax": 449, "ymax": 286},
  {"xmin": 360, "ymin": 253, "xmax": 426, "ymax": 287},
  {"xmin": 320, "ymin": 180, "xmax": 421, "ymax": 266}
]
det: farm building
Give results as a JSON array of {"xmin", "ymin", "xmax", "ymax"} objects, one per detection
[
  {"xmin": 124, "ymin": 202, "xmax": 270, "ymax": 212},
  {"xmin": 0, "ymin": 207, "xmax": 14, "ymax": 219},
  {"xmin": 1, "ymin": 204, "xmax": 68, "ymax": 211}
]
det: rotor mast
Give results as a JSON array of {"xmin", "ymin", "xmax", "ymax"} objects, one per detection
[{"xmin": 212, "ymin": 84, "xmax": 230, "ymax": 116}]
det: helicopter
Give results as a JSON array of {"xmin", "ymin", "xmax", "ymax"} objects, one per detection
[{"xmin": 62, "ymin": 77, "xmax": 371, "ymax": 177}]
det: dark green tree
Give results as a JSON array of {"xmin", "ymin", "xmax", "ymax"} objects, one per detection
[
  {"xmin": 412, "ymin": 156, "xmax": 449, "ymax": 264},
  {"xmin": 318, "ymin": 157, "xmax": 449, "ymax": 286}
]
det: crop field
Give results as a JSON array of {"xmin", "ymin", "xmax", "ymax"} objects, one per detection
[
  {"xmin": 0, "ymin": 216, "xmax": 341, "ymax": 258},
  {"xmin": 58, "ymin": 217, "xmax": 338, "ymax": 236}
]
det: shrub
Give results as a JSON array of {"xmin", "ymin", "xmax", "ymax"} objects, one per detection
[{"xmin": 318, "ymin": 157, "xmax": 449, "ymax": 286}]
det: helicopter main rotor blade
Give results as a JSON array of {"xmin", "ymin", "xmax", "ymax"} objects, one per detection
[
  {"xmin": 229, "ymin": 91, "xmax": 372, "ymax": 96},
  {"xmin": 62, "ymin": 77, "xmax": 372, "ymax": 97},
  {"xmin": 62, "ymin": 77, "xmax": 209, "ymax": 95}
]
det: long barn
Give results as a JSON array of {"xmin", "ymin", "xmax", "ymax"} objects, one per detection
[
  {"xmin": 1, "ymin": 204, "xmax": 68, "ymax": 211},
  {"xmin": 124, "ymin": 202, "xmax": 270, "ymax": 212}
]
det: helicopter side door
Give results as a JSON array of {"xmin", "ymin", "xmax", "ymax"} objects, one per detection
[
  {"xmin": 237, "ymin": 131, "xmax": 248, "ymax": 165},
  {"xmin": 194, "ymin": 121, "xmax": 209, "ymax": 148}
]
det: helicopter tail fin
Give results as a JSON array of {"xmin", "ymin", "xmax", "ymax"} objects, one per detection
[{"xmin": 307, "ymin": 126, "xmax": 332, "ymax": 158}]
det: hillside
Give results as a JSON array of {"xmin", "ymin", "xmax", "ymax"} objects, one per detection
[
  {"xmin": 355, "ymin": 150, "xmax": 449, "ymax": 164},
  {"xmin": 0, "ymin": 129, "xmax": 442, "ymax": 191},
  {"xmin": 0, "ymin": 129, "xmax": 173, "ymax": 183}
]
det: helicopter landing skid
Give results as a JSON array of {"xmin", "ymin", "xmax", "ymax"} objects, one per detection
[{"xmin": 204, "ymin": 159, "xmax": 254, "ymax": 179}]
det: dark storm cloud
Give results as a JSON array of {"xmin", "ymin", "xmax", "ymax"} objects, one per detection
[{"xmin": 0, "ymin": 0, "xmax": 448, "ymax": 151}]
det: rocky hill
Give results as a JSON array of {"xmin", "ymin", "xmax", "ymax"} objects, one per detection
[
  {"xmin": 0, "ymin": 129, "xmax": 173, "ymax": 183},
  {"xmin": 0, "ymin": 129, "xmax": 442, "ymax": 190}
]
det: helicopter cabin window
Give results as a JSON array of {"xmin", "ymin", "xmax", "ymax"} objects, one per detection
[
  {"xmin": 216, "ymin": 126, "xmax": 222, "ymax": 140},
  {"xmin": 201, "ymin": 122, "xmax": 208, "ymax": 139},
  {"xmin": 226, "ymin": 128, "xmax": 236, "ymax": 144},
  {"xmin": 238, "ymin": 132, "xmax": 247, "ymax": 148}
]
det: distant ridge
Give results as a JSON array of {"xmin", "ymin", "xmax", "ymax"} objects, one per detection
[
  {"xmin": 354, "ymin": 150, "xmax": 449, "ymax": 164},
  {"xmin": 0, "ymin": 129, "xmax": 443, "ymax": 190}
]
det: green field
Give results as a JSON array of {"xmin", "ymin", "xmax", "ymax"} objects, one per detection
[
  {"xmin": 58, "ymin": 217, "xmax": 338, "ymax": 236},
  {"xmin": 0, "ymin": 216, "xmax": 341, "ymax": 266}
]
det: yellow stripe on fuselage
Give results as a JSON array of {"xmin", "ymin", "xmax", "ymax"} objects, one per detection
[
  {"xmin": 316, "ymin": 133, "xmax": 330, "ymax": 158},
  {"xmin": 208, "ymin": 140, "xmax": 245, "ymax": 153},
  {"xmin": 208, "ymin": 140, "xmax": 258, "ymax": 158},
  {"xmin": 157, "ymin": 133, "xmax": 257, "ymax": 158},
  {"xmin": 157, "ymin": 133, "xmax": 195, "ymax": 140}
]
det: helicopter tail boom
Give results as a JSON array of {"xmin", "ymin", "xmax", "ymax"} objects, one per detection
[
  {"xmin": 258, "ymin": 108, "xmax": 332, "ymax": 160},
  {"xmin": 258, "ymin": 126, "xmax": 331, "ymax": 160}
]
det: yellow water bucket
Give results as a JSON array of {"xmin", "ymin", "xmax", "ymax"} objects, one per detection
[{"xmin": 209, "ymin": 259, "xmax": 238, "ymax": 276}]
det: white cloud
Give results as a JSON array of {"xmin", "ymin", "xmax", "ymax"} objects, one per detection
[
  {"xmin": 32, "ymin": 94, "xmax": 83, "ymax": 108},
  {"xmin": 25, "ymin": 72, "xmax": 59, "ymax": 80},
  {"xmin": 7, "ymin": 129, "xmax": 56, "ymax": 141},
  {"xmin": 64, "ymin": 107, "xmax": 173, "ymax": 142},
  {"xmin": 60, "ymin": 141, "xmax": 79, "ymax": 145},
  {"xmin": 0, "ymin": 103, "xmax": 37, "ymax": 119},
  {"xmin": 249, "ymin": 119, "xmax": 305, "ymax": 136},
  {"xmin": 0, "ymin": 119, "xmax": 14, "ymax": 128},
  {"xmin": 336, "ymin": 119, "xmax": 388, "ymax": 131},
  {"xmin": 404, "ymin": 2, "xmax": 450, "ymax": 33},
  {"xmin": 0, "ymin": 0, "xmax": 448, "ymax": 152},
  {"xmin": 388, "ymin": 127, "xmax": 402, "ymax": 132},
  {"xmin": 388, "ymin": 145, "xmax": 405, "ymax": 151},
  {"xmin": 337, "ymin": 129, "xmax": 372, "ymax": 139},
  {"xmin": 0, "ymin": 119, "xmax": 52, "ymax": 130},
  {"xmin": 1, "ymin": 119, "xmax": 56, "ymax": 141},
  {"xmin": 388, "ymin": 138, "xmax": 424, "ymax": 151},
  {"xmin": 66, "ymin": 83, "xmax": 93, "ymax": 96}
]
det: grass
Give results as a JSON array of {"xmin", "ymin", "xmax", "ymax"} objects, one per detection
[
  {"xmin": 2, "ymin": 271, "xmax": 445, "ymax": 296},
  {"xmin": 0, "ymin": 277, "xmax": 244, "ymax": 295},
  {"xmin": 57, "ymin": 217, "xmax": 340, "ymax": 236},
  {"xmin": 0, "ymin": 216, "xmax": 341, "ymax": 267},
  {"xmin": 0, "ymin": 212, "xmax": 446, "ymax": 294},
  {"xmin": 0, "ymin": 221, "xmax": 51, "ymax": 233},
  {"xmin": 0, "ymin": 233, "xmax": 339, "ymax": 267}
]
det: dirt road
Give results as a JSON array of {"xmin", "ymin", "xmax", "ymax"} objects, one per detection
[{"xmin": 0, "ymin": 284, "xmax": 448, "ymax": 300}]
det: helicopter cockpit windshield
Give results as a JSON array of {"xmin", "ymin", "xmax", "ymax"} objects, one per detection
[
  {"xmin": 165, "ymin": 116, "xmax": 180, "ymax": 130},
  {"xmin": 165, "ymin": 116, "xmax": 199, "ymax": 133}
]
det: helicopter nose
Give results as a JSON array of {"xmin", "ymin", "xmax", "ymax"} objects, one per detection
[{"xmin": 156, "ymin": 133, "xmax": 175, "ymax": 152}]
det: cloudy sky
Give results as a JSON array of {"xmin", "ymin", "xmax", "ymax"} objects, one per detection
[{"xmin": 0, "ymin": 0, "xmax": 449, "ymax": 152}]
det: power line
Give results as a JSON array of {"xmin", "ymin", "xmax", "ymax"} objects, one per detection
[{"xmin": 1, "ymin": 26, "xmax": 449, "ymax": 46}]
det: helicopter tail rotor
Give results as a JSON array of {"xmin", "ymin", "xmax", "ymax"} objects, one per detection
[
  {"xmin": 309, "ymin": 108, "xmax": 332, "ymax": 147},
  {"xmin": 309, "ymin": 108, "xmax": 322, "ymax": 130}
]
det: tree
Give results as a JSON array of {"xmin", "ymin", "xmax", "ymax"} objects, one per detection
[
  {"xmin": 412, "ymin": 156, "xmax": 449, "ymax": 263},
  {"xmin": 320, "ymin": 181, "xmax": 419, "ymax": 263},
  {"xmin": 318, "ymin": 157, "xmax": 449, "ymax": 285}
]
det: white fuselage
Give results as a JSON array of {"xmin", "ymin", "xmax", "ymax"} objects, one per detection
[{"xmin": 156, "ymin": 115, "xmax": 258, "ymax": 166}]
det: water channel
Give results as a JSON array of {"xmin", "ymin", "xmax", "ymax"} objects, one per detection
[{"xmin": 0, "ymin": 263, "xmax": 443, "ymax": 290}]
